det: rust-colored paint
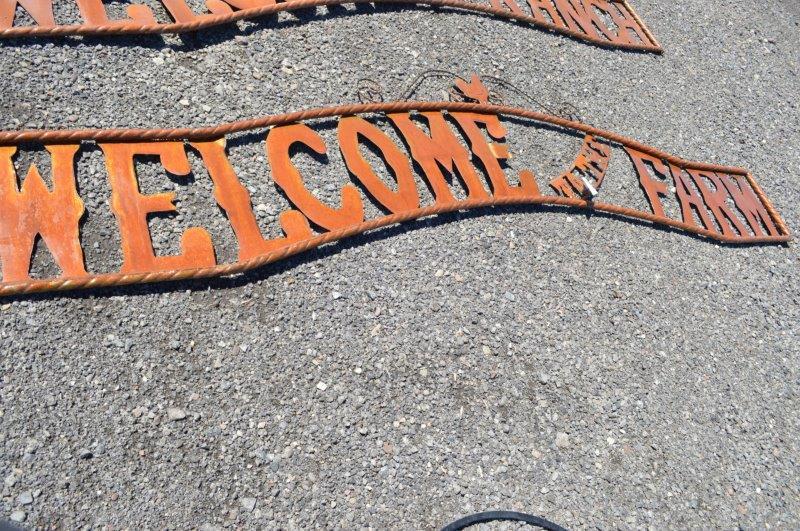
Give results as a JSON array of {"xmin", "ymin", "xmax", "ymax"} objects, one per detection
[
  {"xmin": 100, "ymin": 142, "xmax": 216, "ymax": 273},
  {"xmin": 450, "ymin": 112, "xmax": 539, "ymax": 198},
  {"xmin": 388, "ymin": 111, "xmax": 491, "ymax": 203},
  {"xmin": 74, "ymin": 0, "xmax": 156, "ymax": 26},
  {"xmin": 624, "ymin": 146, "xmax": 781, "ymax": 239},
  {"xmin": 191, "ymin": 138, "xmax": 313, "ymax": 261},
  {"xmin": 623, "ymin": 146, "xmax": 670, "ymax": 217},
  {"xmin": 550, "ymin": 135, "xmax": 610, "ymax": 198},
  {"xmin": 0, "ymin": 0, "xmax": 662, "ymax": 53},
  {"xmin": 687, "ymin": 169, "xmax": 750, "ymax": 238},
  {"xmin": 266, "ymin": 123, "xmax": 365, "ymax": 231},
  {"xmin": 718, "ymin": 173, "xmax": 778, "ymax": 237},
  {"xmin": 0, "ymin": 0, "xmax": 54, "ymax": 27},
  {"xmin": 337, "ymin": 116, "xmax": 420, "ymax": 214},
  {"xmin": 0, "ymin": 144, "xmax": 86, "ymax": 282},
  {"xmin": 0, "ymin": 76, "xmax": 789, "ymax": 297}
]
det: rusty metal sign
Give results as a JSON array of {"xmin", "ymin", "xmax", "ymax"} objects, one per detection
[
  {"xmin": 0, "ymin": 0, "xmax": 661, "ymax": 52},
  {"xmin": 0, "ymin": 75, "xmax": 788, "ymax": 297}
]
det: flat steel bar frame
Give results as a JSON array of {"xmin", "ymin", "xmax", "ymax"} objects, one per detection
[
  {"xmin": 0, "ymin": 0, "xmax": 663, "ymax": 53},
  {"xmin": 0, "ymin": 100, "xmax": 789, "ymax": 297}
]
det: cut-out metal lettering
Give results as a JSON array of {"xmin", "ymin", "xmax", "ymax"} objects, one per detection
[
  {"xmin": 0, "ymin": 76, "xmax": 788, "ymax": 297},
  {"xmin": 0, "ymin": 0, "xmax": 662, "ymax": 53}
]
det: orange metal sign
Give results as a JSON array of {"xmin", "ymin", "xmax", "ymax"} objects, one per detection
[
  {"xmin": 0, "ymin": 75, "xmax": 788, "ymax": 297},
  {"xmin": 0, "ymin": 0, "xmax": 661, "ymax": 52}
]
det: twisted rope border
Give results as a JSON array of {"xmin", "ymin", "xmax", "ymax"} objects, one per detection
[
  {"xmin": 0, "ymin": 100, "xmax": 759, "ymax": 176},
  {"xmin": 0, "ymin": 0, "xmax": 663, "ymax": 53},
  {"xmin": 0, "ymin": 101, "xmax": 790, "ymax": 297}
]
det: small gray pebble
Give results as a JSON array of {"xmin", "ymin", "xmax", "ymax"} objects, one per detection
[
  {"xmin": 167, "ymin": 408, "xmax": 187, "ymax": 421},
  {"xmin": 240, "ymin": 497, "xmax": 257, "ymax": 512}
]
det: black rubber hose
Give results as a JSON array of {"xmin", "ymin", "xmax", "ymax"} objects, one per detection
[{"xmin": 441, "ymin": 511, "xmax": 568, "ymax": 531}]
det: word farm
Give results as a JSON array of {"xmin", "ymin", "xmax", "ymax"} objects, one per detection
[{"xmin": 0, "ymin": 77, "xmax": 787, "ymax": 296}]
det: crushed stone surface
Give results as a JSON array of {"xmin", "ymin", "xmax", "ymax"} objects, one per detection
[{"xmin": 0, "ymin": 0, "xmax": 798, "ymax": 528}]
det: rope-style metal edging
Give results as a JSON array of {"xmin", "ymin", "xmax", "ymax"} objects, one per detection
[
  {"xmin": 0, "ymin": 100, "xmax": 790, "ymax": 297},
  {"xmin": 0, "ymin": 193, "xmax": 787, "ymax": 297},
  {"xmin": 0, "ymin": 100, "xmax": 751, "ymax": 176},
  {"xmin": 0, "ymin": 0, "xmax": 663, "ymax": 54}
]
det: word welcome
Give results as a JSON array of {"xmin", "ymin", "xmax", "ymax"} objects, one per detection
[
  {"xmin": 0, "ymin": 77, "xmax": 787, "ymax": 296},
  {"xmin": 0, "ymin": 0, "xmax": 661, "ymax": 52}
]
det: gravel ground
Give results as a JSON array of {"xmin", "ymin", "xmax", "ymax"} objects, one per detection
[{"xmin": 0, "ymin": 0, "xmax": 799, "ymax": 528}]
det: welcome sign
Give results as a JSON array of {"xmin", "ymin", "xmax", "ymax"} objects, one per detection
[
  {"xmin": 0, "ymin": 0, "xmax": 661, "ymax": 52},
  {"xmin": 0, "ymin": 76, "xmax": 789, "ymax": 297}
]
